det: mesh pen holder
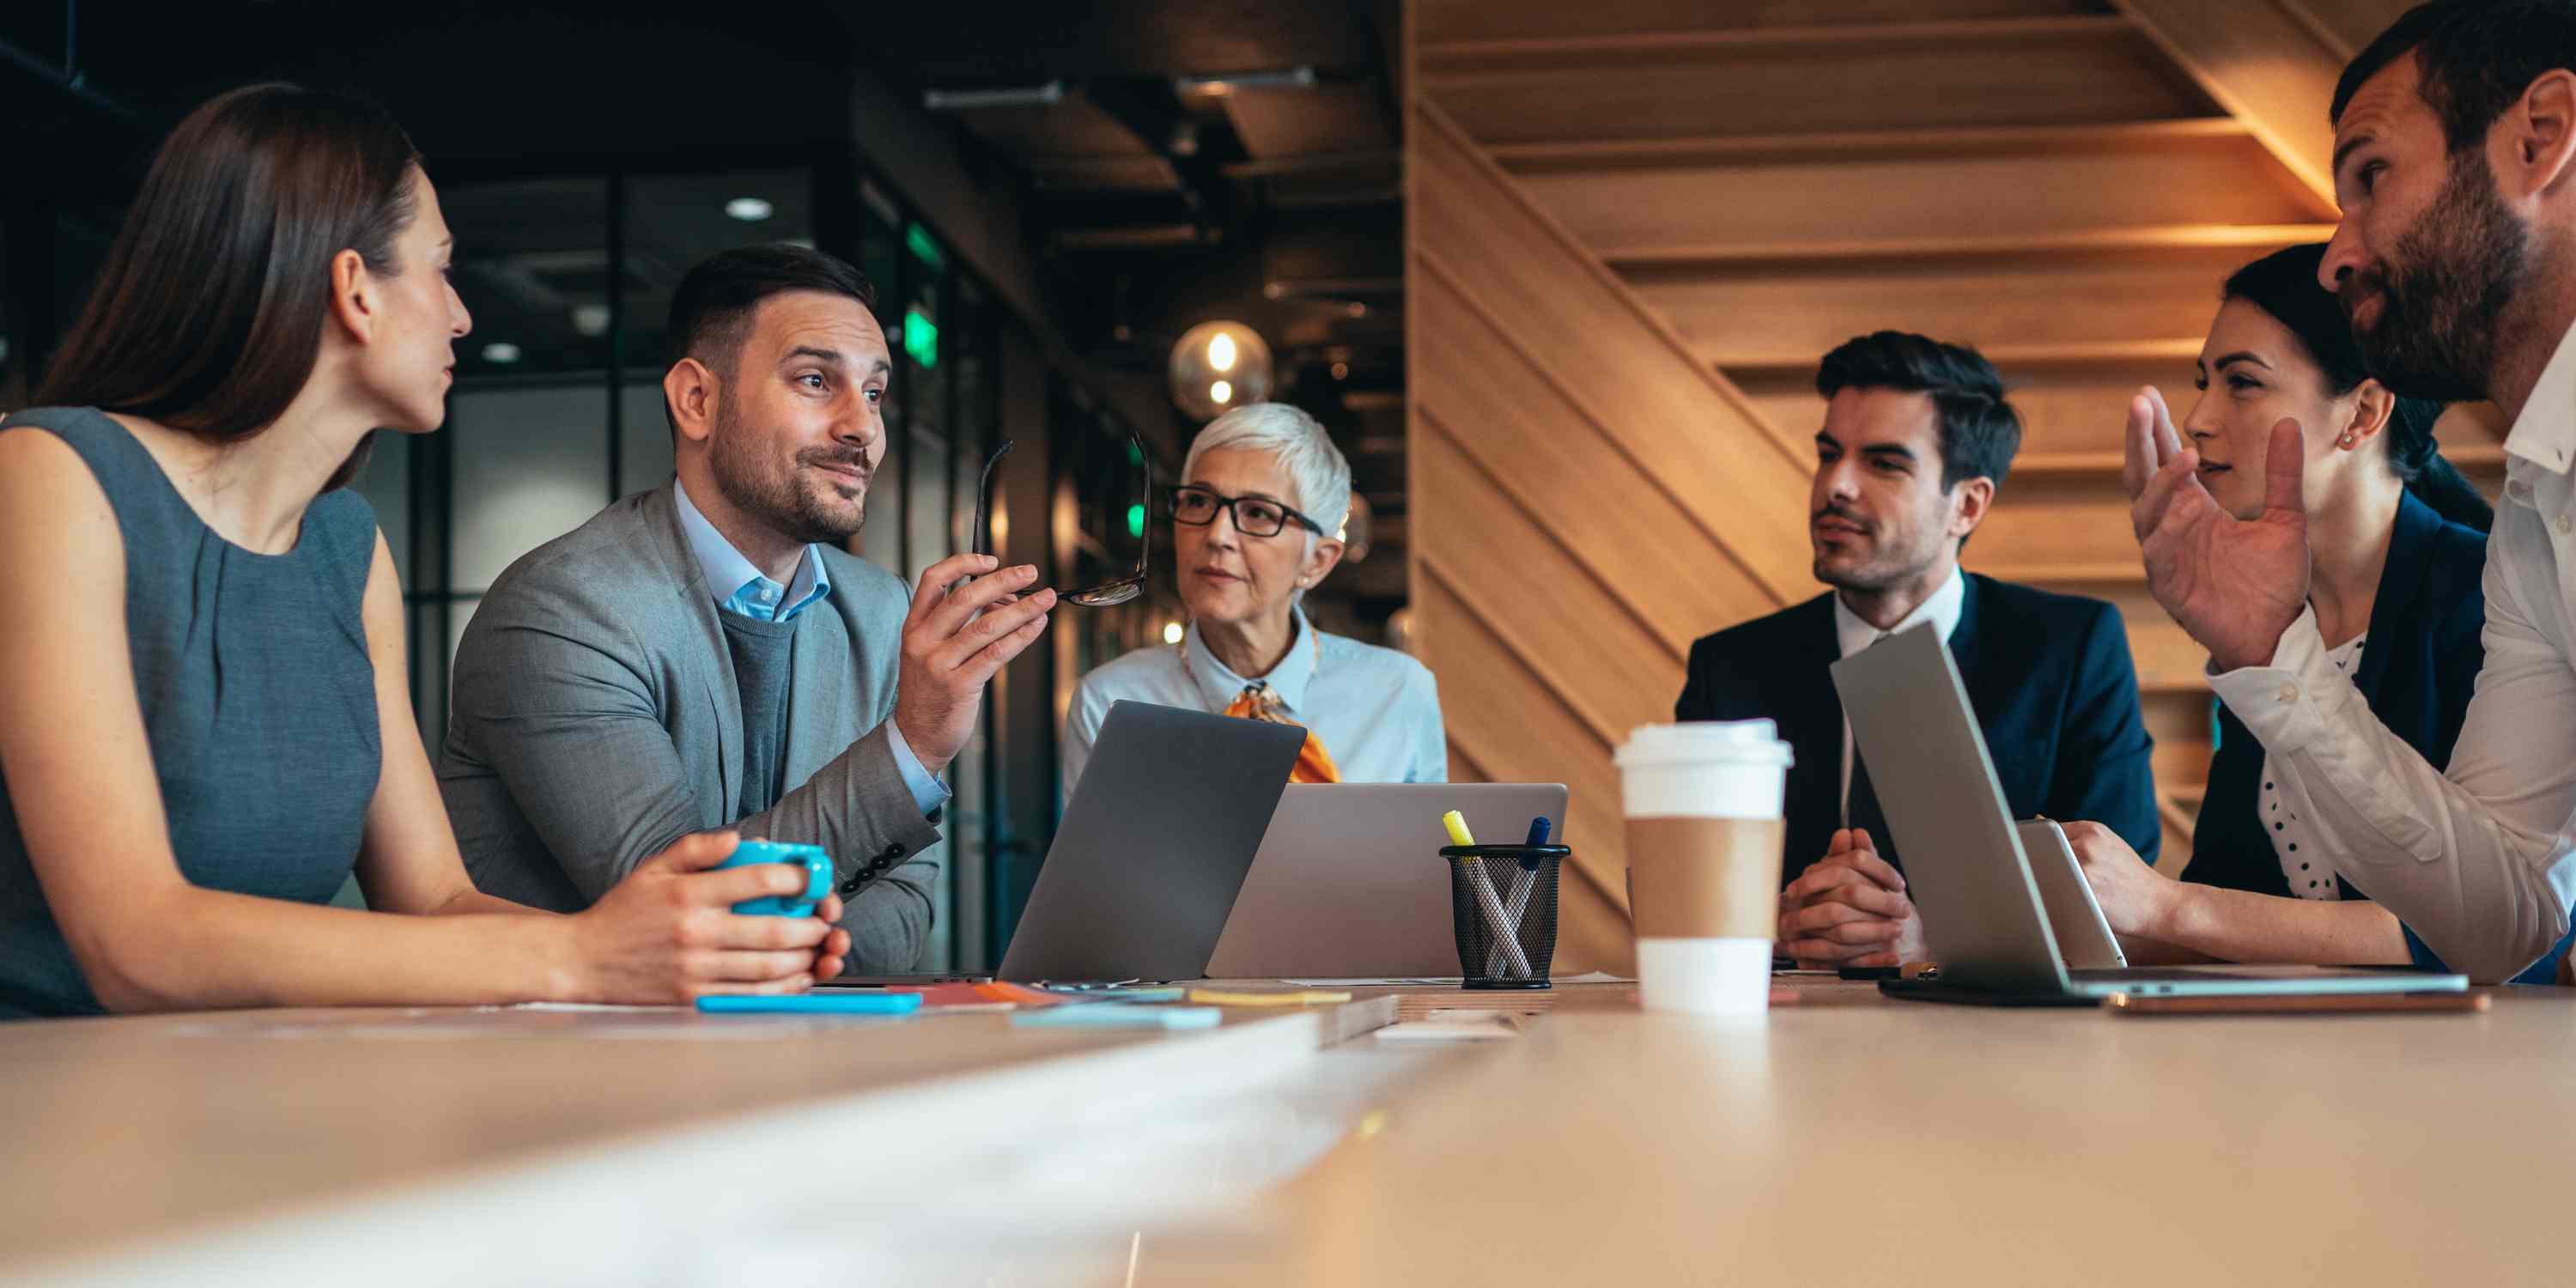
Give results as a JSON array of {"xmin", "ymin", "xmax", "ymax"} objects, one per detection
[{"xmin": 1442, "ymin": 844, "xmax": 1568, "ymax": 990}]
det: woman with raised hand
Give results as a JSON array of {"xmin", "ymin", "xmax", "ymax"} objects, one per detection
[
  {"xmin": 2065, "ymin": 242, "xmax": 2569, "ymax": 984},
  {"xmin": 0, "ymin": 83, "xmax": 847, "ymax": 1018}
]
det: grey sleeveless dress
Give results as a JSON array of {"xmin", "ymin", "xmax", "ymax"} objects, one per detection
[{"xmin": 0, "ymin": 408, "xmax": 383, "ymax": 1018}]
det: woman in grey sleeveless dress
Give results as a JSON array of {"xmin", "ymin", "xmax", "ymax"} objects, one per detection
[{"xmin": 0, "ymin": 85, "xmax": 849, "ymax": 1018}]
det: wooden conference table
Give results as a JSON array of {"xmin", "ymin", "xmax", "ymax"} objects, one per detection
[{"xmin": 1, "ymin": 977, "xmax": 2566, "ymax": 1285}]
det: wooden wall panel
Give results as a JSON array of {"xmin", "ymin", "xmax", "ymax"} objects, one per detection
[
  {"xmin": 1509, "ymin": 142, "xmax": 2330, "ymax": 257},
  {"xmin": 1413, "ymin": 430, "xmax": 1685, "ymax": 738},
  {"xmin": 1423, "ymin": 21, "xmax": 2215, "ymax": 145},
  {"xmin": 1418, "ymin": 0, "xmax": 2100, "ymax": 45},
  {"xmin": 1632, "ymin": 245, "xmax": 2297, "ymax": 369},
  {"xmin": 2274, "ymin": 0, "xmax": 2415, "ymax": 60},
  {"xmin": 1411, "ymin": 101, "xmax": 1816, "ymax": 601},
  {"xmin": 2111, "ymin": 0, "xmax": 2349, "ymax": 203},
  {"xmin": 1411, "ymin": 276, "xmax": 1780, "ymax": 652}
]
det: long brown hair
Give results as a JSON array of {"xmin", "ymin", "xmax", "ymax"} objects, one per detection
[{"xmin": 38, "ymin": 82, "xmax": 422, "ymax": 488}]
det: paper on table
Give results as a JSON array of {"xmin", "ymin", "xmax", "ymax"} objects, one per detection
[
  {"xmin": 1555, "ymin": 970, "xmax": 1636, "ymax": 984},
  {"xmin": 1375, "ymin": 1013, "xmax": 1525, "ymax": 1042}
]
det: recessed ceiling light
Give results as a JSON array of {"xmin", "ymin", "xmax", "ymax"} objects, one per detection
[
  {"xmin": 570, "ymin": 304, "xmax": 611, "ymax": 337},
  {"xmin": 725, "ymin": 197, "xmax": 774, "ymax": 222},
  {"xmin": 482, "ymin": 342, "xmax": 521, "ymax": 364}
]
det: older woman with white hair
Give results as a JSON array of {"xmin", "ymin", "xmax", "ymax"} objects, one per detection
[{"xmin": 1062, "ymin": 402, "xmax": 1445, "ymax": 794}]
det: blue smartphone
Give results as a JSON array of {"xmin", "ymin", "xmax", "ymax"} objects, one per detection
[{"xmin": 716, "ymin": 839, "xmax": 830, "ymax": 917}]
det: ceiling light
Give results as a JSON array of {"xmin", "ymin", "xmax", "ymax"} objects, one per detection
[
  {"xmin": 1176, "ymin": 67, "xmax": 1316, "ymax": 97},
  {"xmin": 481, "ymin": 342, "xmax": 521, "ymax": 364},
  {"xmin": 1170, "ymin": 321, "xmax": 1270, "ymax": 422},
  {"xmin": 570, "ymin": 304, "xmax": 611, "ymax": 337},
  {"xmin": 725, "ymin": 197, "xmax": 774, "ymax": 222}
]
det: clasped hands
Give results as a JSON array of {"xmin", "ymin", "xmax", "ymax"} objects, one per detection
[{"xmin": 1777, "ymin": 828, "xmax": 1924, "ymax": 969}]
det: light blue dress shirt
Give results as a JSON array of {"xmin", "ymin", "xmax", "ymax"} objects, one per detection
[
  {"xmin": 672, "ymin": 479, "xmax": 946, "ymax": 817},
  {"xmin": 1060, "ymin": 605, "xmax": 1446, "ymax": 801}
]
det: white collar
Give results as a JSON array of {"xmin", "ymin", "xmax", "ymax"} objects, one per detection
[
  {"xmin": 672, "ymin": 477, "xmax": 828, "ymax": 611},
  {"xmin": 1832, "ymin": 566, "xmax": 1966, "ymax": 659},
  {"xmin": 2503, "ymin": 313, "xmax": 2576, "ymax": 477}
]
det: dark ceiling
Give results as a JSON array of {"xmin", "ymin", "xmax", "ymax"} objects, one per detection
[{"xmin": 843, "ymin": 2, "xmax": 1407, "ymax": 540}]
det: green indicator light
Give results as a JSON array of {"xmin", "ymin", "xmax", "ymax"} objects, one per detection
[
  {"xmin": 1127, "ymin": 504, "xmax": 1146, "ymax": 539},
  {"xmin": 903, "ymin": 307, "xmax": 939, "ymax": 369},
  {"xmin": 905, "ymin": 223, "xmax": 945, "ymax": 272}
]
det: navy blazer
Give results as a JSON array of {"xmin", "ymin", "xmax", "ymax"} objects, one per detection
[
  {"xmin": 2182, "ymin": 490, "xmax": 2570, "ymax": 985},
  {"xmin": 1676, "ymin": 573, "xmax": 2162, "ymax": 884}
]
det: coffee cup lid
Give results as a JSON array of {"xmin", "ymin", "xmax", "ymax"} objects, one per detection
[{"xmin": 1614, "ymin": 720, "xmax": 1795, "ymax": 769}]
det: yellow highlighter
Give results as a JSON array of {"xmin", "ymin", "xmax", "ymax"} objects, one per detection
[{"xmin": 1442, "ymin": 810, "xmax": 1478, "ymax": 848}]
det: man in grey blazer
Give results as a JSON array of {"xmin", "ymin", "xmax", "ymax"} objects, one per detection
[{"xmin": 440, "ymin": 245, "xmax": 1054, "ymax": 971}]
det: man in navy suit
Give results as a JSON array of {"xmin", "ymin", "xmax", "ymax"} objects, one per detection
[{"xmin": 1675, "ymin": 331, "xmax": 2160, "ymax": 969}]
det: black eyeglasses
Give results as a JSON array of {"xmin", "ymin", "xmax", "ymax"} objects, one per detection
[
  {"xmin": 1167, "ymin": 485, "xmax": 1326, "ymax": 539},
  {"xmin": 969, "ymin": 429, "xmax": 1149, "ymax": 608}
]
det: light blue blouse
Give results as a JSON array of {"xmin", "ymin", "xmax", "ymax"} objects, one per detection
[{"xmin": 1061, "ymin": 607, "xmax": 1446, "ymax": 801}]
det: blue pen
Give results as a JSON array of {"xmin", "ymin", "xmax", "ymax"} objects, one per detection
[{"xmin": 696, "ymin": 992, "xmax": 925, "ymax": 1016}]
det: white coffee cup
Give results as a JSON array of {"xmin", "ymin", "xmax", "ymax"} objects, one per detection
[{"xmin": 1616, "ymin": 720, "xmax": 1793, "ymax": 1015}]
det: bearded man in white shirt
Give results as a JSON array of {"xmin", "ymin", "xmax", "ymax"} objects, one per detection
[{"xmin": 2117, "ymin": 0, "xmax": 2576, "ymax": 983}]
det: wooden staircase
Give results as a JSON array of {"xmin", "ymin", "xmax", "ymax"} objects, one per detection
[{"xmin": 1406, "ymin": 0, "xmax": 2506, "ymax": 970}]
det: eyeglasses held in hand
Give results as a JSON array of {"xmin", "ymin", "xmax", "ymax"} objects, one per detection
[
  {"xmin": 1166, "ymin": 484, "xmax": 1327, "ymax": 539},
  {"xmin": 969, "ymin": 429, "xmax": 1150, "ymax": 608}
]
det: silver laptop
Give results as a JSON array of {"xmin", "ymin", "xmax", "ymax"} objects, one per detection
[
  {"xmin": 1831, "ymin": 623, "xmax": 2464, "ymax": 1003},
  {"xmin": 1205, "ymin": 783, "xmax": 1571, "ymax": 979},
  {"xmin": 996, "ymin": 702, "xmax": 1307, "ymax": 983}
]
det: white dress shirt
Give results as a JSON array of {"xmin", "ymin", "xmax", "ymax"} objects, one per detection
[
  {"xmin": 2264, "ymin": 633, "xmax": 2365, "ymax": 901},
  {"xmin": 2208, "ymin": 318, "xmax": 2576, "ymax": 982},
  {"xmin": 1060, "ymin": 606, "xmax": 1447, "ymax": 801},
  {"xmin": 1832, "ymin": 568, "xmax": 1967, "ymax": 825}
]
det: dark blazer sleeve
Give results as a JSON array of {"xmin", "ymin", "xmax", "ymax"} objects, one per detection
[
  {"xmin": 2045, "ymin": 602, "xmax": 2161, "ymax": 865},
  {"xmin": 1677, "ymin": 636, "xmax": 1721, "ymax": 721}
]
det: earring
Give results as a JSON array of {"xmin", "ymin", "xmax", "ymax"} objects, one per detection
[{"xmin": 2337, "ymin": 432, "xmax": 2357, "ymax": 449}]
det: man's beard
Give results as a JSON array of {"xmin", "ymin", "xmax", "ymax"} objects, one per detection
[
  {"xmin": 2342, "ymin": 149, "xmax": 2528, "ymax": 404},
  {"xmin": 707, "ymin": 406, "xmax": 869, "ymax": 547},
  {"xmin": 1811, "ymin": 504, "xmax": 1935, "ymax": 592}
]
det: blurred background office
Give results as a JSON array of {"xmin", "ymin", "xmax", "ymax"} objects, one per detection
[
  {"xmin": 0, "ymin": 0, "xmax": 2521, "ymax": 975},
  {"xmin": 0, "ymin": 0, "xmax": 1410, "ymax": 971}
]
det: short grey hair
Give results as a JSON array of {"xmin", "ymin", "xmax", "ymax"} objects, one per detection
[{"xmin": 1181, "ymin": 402, "xmax": 1353, "ymax": 541}]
